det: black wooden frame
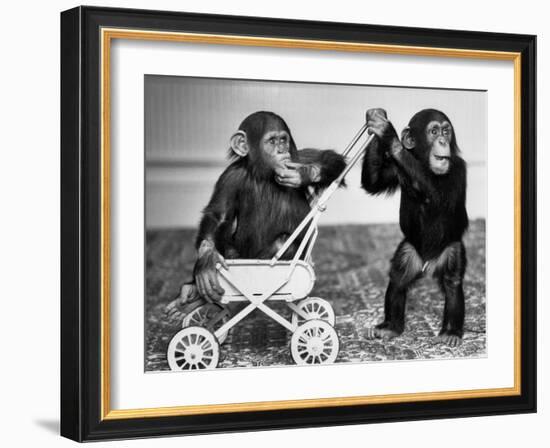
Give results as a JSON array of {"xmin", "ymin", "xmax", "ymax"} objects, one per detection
[{"xmin": 60, "ymin": 5, "xmax": 537, "ymax": 442}]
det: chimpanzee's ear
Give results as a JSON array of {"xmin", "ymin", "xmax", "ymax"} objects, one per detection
[
  {"xmin": 230, "ymin": 130, "xmax": 249, "ymax": 157},
  {"xmin": 401, "ymin": 127, "xmax": 416, "ymax": 150}
]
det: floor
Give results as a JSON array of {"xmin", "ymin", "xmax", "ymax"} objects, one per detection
[{"xmin": 145, "ymin": 220, "xmax": 486, "ymax": 371}]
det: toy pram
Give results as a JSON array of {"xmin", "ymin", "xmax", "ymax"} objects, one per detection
[{"xmin": 167, "ymin": 124, "xmax": 376, "ymax": 371}]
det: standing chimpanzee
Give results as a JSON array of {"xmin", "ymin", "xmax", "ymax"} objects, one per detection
[
  {"xmin": 177, "ymin": 111, "xmax": 346, "ymax": 304},
  {"xmin": 362, "ymin": 108, "xmax": 468, "ymax": 347}
]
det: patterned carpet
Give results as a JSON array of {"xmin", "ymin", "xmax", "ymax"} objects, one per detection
[{"xmin": 145, "ymin": 220, "xmax": 486, "ymax": 371}]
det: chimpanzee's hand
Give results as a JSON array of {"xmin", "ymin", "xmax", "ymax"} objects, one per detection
[
  {"xmin": 275, "ymin": 162, "xmax": 320, "ymax": 188},
  {"xmin": 194, "ymin": 241, "xmax": 228, "ymax": 302},
  {"xmin": 366, "ymin": 108, "xmax": 401, "ymax": 153}
]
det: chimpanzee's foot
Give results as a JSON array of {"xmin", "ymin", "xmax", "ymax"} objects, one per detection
[
  {"xmin": 435, "ymin": 331, "xmax": 463, "ymax": 347},
  {"xmin": 165, "ymin": 284, "xmax": 201, "ymax": 323},
  {"xmin": 364, "ymin": 323, "xmax": 401, "ymax": 340}
]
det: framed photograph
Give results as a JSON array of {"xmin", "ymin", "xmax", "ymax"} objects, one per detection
[{"xmin": 60, "ymin": 6, "xmax": 536, "ymax": 442}]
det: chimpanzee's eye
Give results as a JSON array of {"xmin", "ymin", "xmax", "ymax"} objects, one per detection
[{"xmin": 431, "ymin": 128, "xmax": 438, "ymax": 135}]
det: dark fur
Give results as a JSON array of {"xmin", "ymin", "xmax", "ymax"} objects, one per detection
[
  {"xmin": 361, "ymin": 109, "xmax": 468, "ymax": 339},
  {"xmin": 196, "ymin": 111, "xmax": 346, "ymax": 260}
]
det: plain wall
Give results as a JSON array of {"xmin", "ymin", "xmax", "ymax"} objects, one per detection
[
  {"xmin": 145, "ymin": 76, "xmax": 487, "ymax": 228},
  {"xmin": 1, "ymin": 1, "xmax": 546, "ymax": 448}
]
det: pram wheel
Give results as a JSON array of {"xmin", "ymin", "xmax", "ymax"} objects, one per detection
[
  {"xmin": 182, "ymin": 302, "xmax": 230, "ymax": 344},
  {"xmin": 290, "ymin": 319, "xmax": 339, "ymax": 365},
  {"xmin": 167, "ymin": 326, "xmax": 220, "ymax": 371},
  {"xmin": 293, "ymin": 297, "xmax": 335, "ymax": 327}
]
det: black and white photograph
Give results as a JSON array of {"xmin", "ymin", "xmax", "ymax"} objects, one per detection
[{"xmin": 144, "ymin": 75, "xmax": 487, "ymax": 372}]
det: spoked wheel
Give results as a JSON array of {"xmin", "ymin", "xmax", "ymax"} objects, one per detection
[
  {"xmin": 182, "ymin": 302, "xmax": 230, "ymax": 344},
  {"xmin": 292, "ymin": 297, "xmax": 335, "ymax": 327},
  {"xmin": 167, "ymin": 326, "xmax": 219, "ymax": 371},
  {"xmin": 290, "ymin": 319, "xmax": 339, "ymax": 365}
]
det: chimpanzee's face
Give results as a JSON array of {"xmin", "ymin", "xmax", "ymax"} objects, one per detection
[
  {"xmin": 260, "ymin": 124, "xmax": 291, "ymax": 172},
  {"xmin": 425, "ymin": 120, "xmax": 453, "ymax": 175}
]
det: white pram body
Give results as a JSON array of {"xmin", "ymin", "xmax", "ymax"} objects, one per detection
[{"xmin": 218, "ymin": 259, "xmax": 315, "ymax": 303}]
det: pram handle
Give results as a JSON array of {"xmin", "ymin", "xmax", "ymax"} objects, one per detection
[
  {"xmin": 332, "ymin": 132, "xmax": 375, "ymax": 190},
  {"xmin": 342, "ymin": 123, "xmax": 368, "ymax": 159}
]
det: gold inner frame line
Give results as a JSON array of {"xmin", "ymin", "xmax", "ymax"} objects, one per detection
[{"xmin": 100, "ymin": 27, "xmax": 522, "ymax": 421}]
